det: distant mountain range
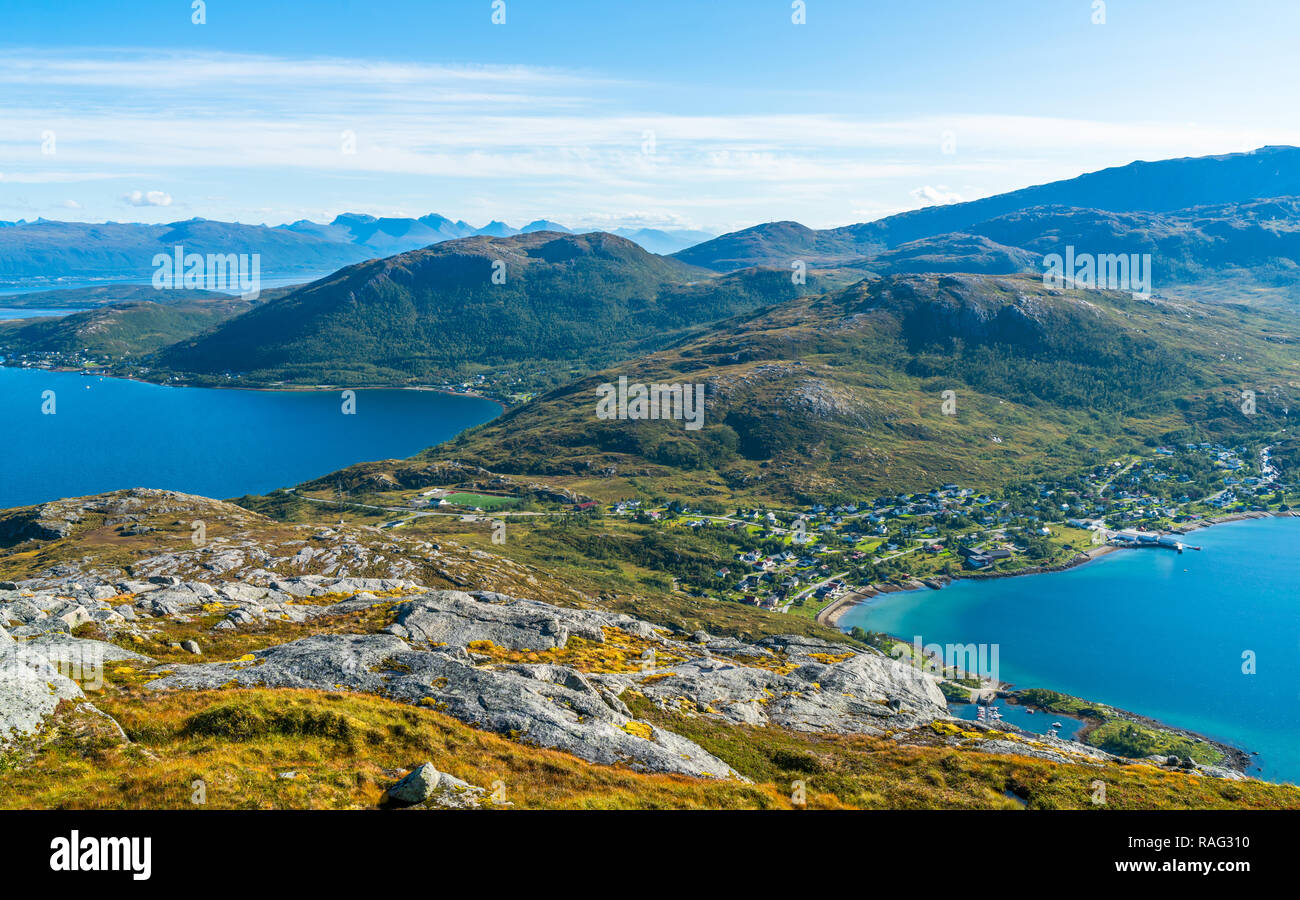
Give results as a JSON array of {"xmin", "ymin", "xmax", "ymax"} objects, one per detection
[
  {"xmin": 8, "ymin": 146, "xmax": 1297, "ymax": 298},
  {"xmin": 282, "ymin": 214, "xmax": 714, "ymax": 257},
  {"xmin": 675, "ymin": 146, "xmax": 1300, "ymax": 301},
  {"xmin": 6, "ymin": 145, "xmax": 1300, "ymax": 408},
  {"xmin": 0, "ymin": 218, "xmax": 367, "ymax": 286},
  {"xmin": 0, "ymin": 213, "xmax": 716, "ymax": 285}
]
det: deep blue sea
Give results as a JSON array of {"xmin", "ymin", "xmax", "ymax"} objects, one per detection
[
  {"xmin": 0, "ymin": 308, "xmax": 87, "ymax": 319},
  {"xmin": 0, "ymin": 366, "xmax": 500, "ymax": 508},
  {"xmin": 840, "ymin": 517, "xmax": 1300, "ymax": 783},
  {"xmin": 0, "ymin": 272, "xmax": 329, "ymax": 297}
]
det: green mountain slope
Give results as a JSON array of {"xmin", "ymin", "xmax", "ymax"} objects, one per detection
[
  {"xmin": 0, "ymin": 297, "xmax": 255, "ymax": 360},
  {"xmin": 968, "ymin": 199, "xmax": 1300, "ymax": 301},
  {"xmin": 150, "ymin": 231, "xmax": 827, "ymax": 391},
  {"xmin": 710, "ymin": 198, "xmax": 1300, "ymax": 308},
  {"xmin": 849, "ymin": 234, "xmax": 1040, "ymax": 276},
  {"xmin": 0, "ymin": 284, "xmax": 231, "ymax": 310},
  {"xmin": 325, "ymin": 272, "xmax": 1300, "ymax": 502}
]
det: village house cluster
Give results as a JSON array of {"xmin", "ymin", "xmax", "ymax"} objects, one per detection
[{"xmin": 600, "ymin": 442, "xmax": 1292, "ymax": 616}]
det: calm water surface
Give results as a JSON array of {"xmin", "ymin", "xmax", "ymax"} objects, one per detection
[
  {"xmin": 0, "ymin": 366, "xmax": 499, "ymax": 508},
  {"xmin": 0, "ymin": 308, "xmax": 86, "ymax": 319},
  {"xmin": 840, "ymin": 518, "xmax": 1300, "ymax": 782}
]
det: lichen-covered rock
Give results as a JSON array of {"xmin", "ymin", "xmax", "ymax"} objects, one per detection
[
  {"xmin": 271, "ymin": 575, "xmax": 419, "ymax": 599},
  {"xmin": 47, "ymin": 601, "xmax": 93, "ymax": 630},
  {"xmin": 610, "ymin": 646, "xmax": 947, "ymax": 734},
  {"xmin": 0, "ymin": 644, "xmax": 84, "ymax": 744},
  {"xmin": 386, "ymin": 762, "xmax": 442, "ymax": 803},
  {"xmin": 145, "ymin": 633, "xmax": 738, "ymax": 779},
  {"xmin": 395, "ymin": 590, "xmax": 608, "ymax": 651},
  {"xmin": 137, "ymin": 582, "xmax": 218, "ymax": 616},
  {"xmin": 19, "ymin": 634, "xmax": 151, "ymax": 665},
  {"xmin": 0, "ymin": 598, "xmax": 43, "ymax": 625},
  {"xmin": 384, "ymin": 761, "xmax": 491, "ymax": 807}
]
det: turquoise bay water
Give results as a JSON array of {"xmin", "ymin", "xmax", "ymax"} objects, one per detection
[
  {"xmin": 840, "ymin": 517, "xmax": 1300, "ymax": 782},
  {"xmin": 0, "ymin": 366, "xmax": 500, "ymax": 508}
]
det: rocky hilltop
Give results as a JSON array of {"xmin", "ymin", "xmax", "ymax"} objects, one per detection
[
  {"xmin": 2, "ymin": 547, "xmax": 950, "ymax": 778},
  {"xmin": 0, "ymin": 488, "xmax": 1278, "ymax": 811}
]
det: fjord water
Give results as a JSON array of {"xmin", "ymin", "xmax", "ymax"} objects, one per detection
[
  {"xmin": 0, "ymin": 367, "xmax": 499, "ymax": 509},
  {"xmin": 0, "ymin": 308, "xmax": 87, "ymax": 319},
  {"xmin": 839, "ymin": 517, "xmax": 1300, "ymax": 783}
]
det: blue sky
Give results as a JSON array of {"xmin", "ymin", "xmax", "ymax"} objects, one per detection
[{"xmin": 2, "ymin": 0, "xmax": 1298, "ymax": 233}]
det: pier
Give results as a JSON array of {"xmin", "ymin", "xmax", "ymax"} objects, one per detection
[{"xmin": 1108, "ymin": 529, "xmax": 1202, "ymax": 552}]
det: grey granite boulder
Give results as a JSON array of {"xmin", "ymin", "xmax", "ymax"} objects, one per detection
[
  {"xmin": 270, "ymin": 575, "xmax": 417, "ymax": 599},
  {"xmin": 144, "ymin": 633, "xmax": 738, "ymax": 779},
  {"xmin": 385, "ymin": 763, "xmax": 489, "ymax": 808},
  {"xmin": 395, "ymin": 590, "xmax": 606, "ymax": 651},
  {"xmin": 386, "ymin": 762, "xmax": 441, "ymax": 803},
  {"xmin": 0, "ymin": 644, "xmax": 84, "ymax": 744},
  {"xmin": 0, "ymin": 598, "xmax": 44, "ymax": 625},
  {"xmin": 46, "ymin": 600, "xmax": 93, "ymax": 630},
  {"xmin": 138, "ymin": 582, "xmax": 218, "ymax": 616},
  {"xmin": 613, "ymin": 642, "xmax": 948, "ymax": 734},
  {"xmin": 19, "ymin": 634, "xmax": 151, "ymax": 665}
]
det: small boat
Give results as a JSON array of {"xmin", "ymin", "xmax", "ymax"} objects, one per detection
[
  {"xmin": 1026, "ymin": 708, "xmax": 1034, "ymax": 714},
  {"xmin": 1051, "ymin": 721, "xmax": 1063, "ymax": 728}
]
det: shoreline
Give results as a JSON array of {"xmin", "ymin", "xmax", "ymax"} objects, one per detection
[
  {"xmin": 822, "ymin": 511, "xmax": 1298, "ymax": 629},
  {"xmin": 830, "ymin": 514, "xmax": 1300, "ymax": 779},
  {"xmin": 1003, "ymin": 693, "xmax": 1255, "ymax": 776},
  {"xmin": 0, "ymin": 362, "xmax": 509, "ymax": 412},
  {"xmin": 815, "ymin": 589, "xmax": 872, "ymax": 627}
]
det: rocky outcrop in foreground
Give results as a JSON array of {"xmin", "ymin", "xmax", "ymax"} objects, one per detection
[
  {"xmin": 1, "ymin": 563, "xmax": 1252, "ymax": 784},
  {"xmin": 0, "ymin": 489, "xmax": 1262, "ymax": 793},
  {"xmin": 147, "ymin": 631, "xmax": 740, "ymax": 778},
  {"xmin": 0, "ymin": 642, "xmax": 84, "ymax": 743},
  {"xmin": 2, "ymin": 568, "xmax": 955, "ymax": 777}
]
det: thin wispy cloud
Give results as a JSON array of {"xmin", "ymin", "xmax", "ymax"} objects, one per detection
[
  {"xmin": 0, "ymin": 170, "xmax": 128, "ymax": 184},
  {"xmin": 1, "ymin": 49, "xmax": 1294, "ymax": 230}
]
